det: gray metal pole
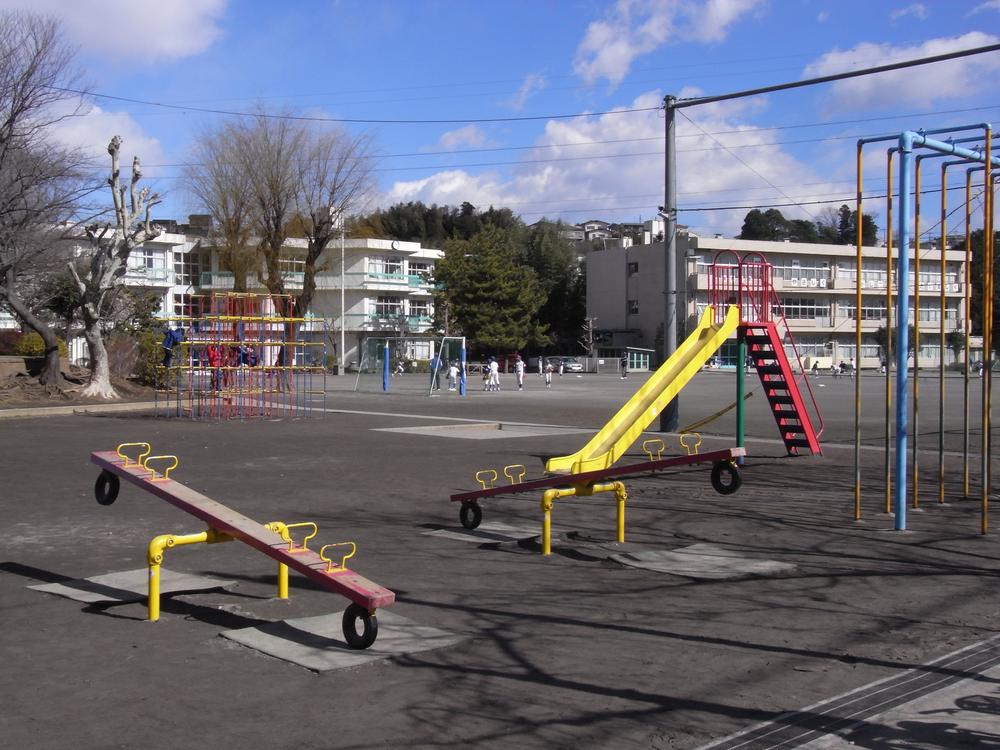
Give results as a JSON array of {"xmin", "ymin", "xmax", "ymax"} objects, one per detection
[{"xmin": 660, "ymin": 94, "xmax": 679, "ymax": 432}]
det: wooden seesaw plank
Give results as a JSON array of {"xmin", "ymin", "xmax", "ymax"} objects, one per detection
[
  {"xmin": 91, "ymin": 451, "xmax": 394, "ymax": 610},
  {"xmin": 450, "ymin": 447, "xmax": 746, "ymax": 503}
]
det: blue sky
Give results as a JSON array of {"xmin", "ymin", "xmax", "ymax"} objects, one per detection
[{"xmin": 6, "ymin": 0, "xmax": 999, "ymax": 239}]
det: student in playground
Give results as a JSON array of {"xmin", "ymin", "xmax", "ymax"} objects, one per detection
[
  {"xmin": 206, "ymin": 343, "xmax": 223, "ymax": 390},
  {"xmin": 544, "ymin": 361, "xmax": 554, "ymax": 388},
  {"xmin": 161, "ymin": 325, "xmax": 185, "ymax": 367},
  {"xmin": 488, "ymin": 356, "xmax": 500, "ymax": 391},
  {"xmin": 620, "ymin": 352, "xmax": 628, "ymax": 379},
  {"xmin": 447, "ymin": 360, "xmax": 458, "ymax": 391},
  {"xmin": 514, "ymin": 354, "xmax": 525, "ymax": 390}
]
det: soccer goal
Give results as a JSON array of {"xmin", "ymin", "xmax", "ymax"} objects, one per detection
[{"xmin": 352, "ymin": 335, "xmax": 465, "ymax": 395}]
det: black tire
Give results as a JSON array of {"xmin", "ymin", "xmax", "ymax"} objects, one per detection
[
  {"xmin": 459, "ymin": 501, "xmax": 483, "ymax": 530},
  {"xmin": 342, "ymin": 603, "xmax": 378, "ymax": 649},
  {"xmin": 95, "ymin": 470, "xmax": 120, "ymax": 506},
  {"xmin": 710, "ymin": 461, "xmax": 742, "ymax": 495}
]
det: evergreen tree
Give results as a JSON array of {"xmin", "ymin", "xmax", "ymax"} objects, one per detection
[{"xmin": 433, "ymin": 225, "xmax": 548, "ymax": 352}]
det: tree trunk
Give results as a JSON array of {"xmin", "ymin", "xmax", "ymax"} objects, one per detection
[
  {"xmin": 0, "ymin": 277, "xmax": 65, "ymax": 387},
  {"xmin": 80, "ymin": 321, "xmax": 117, "ymax": 399}
]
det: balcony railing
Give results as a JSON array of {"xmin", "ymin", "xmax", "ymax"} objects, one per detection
[
  {"xmin": 124, "ymin": 267, "xmax": 172, "ymax": 285},
  {"xmin": 200, "ymin": 270, "xmax": 435, "ymax": 292}
]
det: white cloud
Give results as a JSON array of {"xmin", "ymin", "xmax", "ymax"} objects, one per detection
[
  {"xmin": 50, "ymin": 104, "xmax": 166, "ymax": 177},
  {"xmin": 0, "ymin": 0, "xmax": 227, "ymax": 62},
  {"xmin": 889, "ymin": 3, "xmax": 929, "ymax": 21},
  {"xmin": 438, "ymin": 124, "xmax": 491, "ymax": 150},
  {"xmin": 504, "ymin": 73, "xmax": 546, "ymax": 110},
  {"xmin": 969, "ymin": 0, "xmax": 1000, "ymax": 13},
  {"xmin": 817, "ymin": 10, "xmax": 830, "ymax": 22},
  {"xmin": 802, "ymin": 31, "xmax": 1000, "ymax": 112},
  {"xmin": 383, "ymin": 91, "xmax": 838, "ymax": 237},
  {"xmin": 573, "ymin": 0, "xmax": 763, "ymax": 88}
]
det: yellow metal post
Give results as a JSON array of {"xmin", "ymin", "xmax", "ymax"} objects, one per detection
[
  {"xmin": 278, "ymin": 563, "xmax": 289, "ymax": 599},
  {"xmin": 541, "ymin": 491, "xmax": 557, "ymax": 555},
  {"xmin": 146, "ymin": 529, "xmax": 232, "ymax": 622}
]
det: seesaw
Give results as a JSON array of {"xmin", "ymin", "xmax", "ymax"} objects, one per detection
[{"xmin": 91, "ymin": 443, "xmax": 394, "ymax": 649}]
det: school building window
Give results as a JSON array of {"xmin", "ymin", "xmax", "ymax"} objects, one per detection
[
  {"xmin": 776, "ymin": 297, "xmax": 830, "ymax": 319},
  {"xmin": 627, "ymin": 262, "xmax": 639, "ymax": 276},
  {"xmin": 374, "ymin": 296, "xmax": 403, "ymax": 316},
  {"xmin": 627, "ymin": 299, "xmax": 639, "ymax": 315},
  {"xmin": 173, "ymin": 251, "xmax": 205, "ymax": 287},
  {"xmin": 369, "ymin": 256, "xmax": 404, "ymax": 276}
]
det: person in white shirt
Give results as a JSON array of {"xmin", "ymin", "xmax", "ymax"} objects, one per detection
[
  {"xmin": 447, "ymin": 361, "xmax": 458, "ymax": 391},
  {"xmin": 488, "ymin": 357, "xmax": 500, "ymax": 391},
  {"xmin": 514, "ymin": 354, "xmax": 525, "ymax": 390}
]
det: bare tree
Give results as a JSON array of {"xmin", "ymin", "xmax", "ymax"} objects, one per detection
[
  {"xmin": 183, "ymin": 123, "xmax": 256, "ymax": 291},
  {"xmin": 294, "ymin": 127, "xmax": 375, "ymax": 317},
  {"xmin": 233, "ymin": 114, "xmax": 304, "ymax": 298},
  {"xmin": 0, "ymin": 12, "xmax": 93, "ymax": 386},
  {"xmin": 187, "ymin": 113, "xmax": 376, "ymax": 316},
  {"xmin": 69, "ymin": 136, "xmax": 160, "ymax": 399}
]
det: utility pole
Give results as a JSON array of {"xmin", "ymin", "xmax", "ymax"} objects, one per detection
[{"xmin": 660, "ymin": 94, "xmax": 679, "ymax": 432}]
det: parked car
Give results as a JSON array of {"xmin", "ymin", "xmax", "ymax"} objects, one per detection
[{"xmin": 548, "ymin": 356, "xmax": 584, "ymax": 372}]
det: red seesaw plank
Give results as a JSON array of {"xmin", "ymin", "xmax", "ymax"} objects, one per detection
[
  {"xmin": 91, "ymin": 451, "xmax": 394, "ymax": 610},
  {"xmin": 450, "ymin": 447, "xmax": 746, "ymax": 503}
]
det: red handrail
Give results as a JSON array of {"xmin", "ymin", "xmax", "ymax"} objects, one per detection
[{"xmin": 709, "ymin": 251, "xmax": 825, "ymax": 439}]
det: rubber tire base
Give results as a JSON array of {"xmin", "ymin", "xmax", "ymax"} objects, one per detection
[{"xmin": 342, "ymin": 603, "xmax": 378, "ymax": 649}]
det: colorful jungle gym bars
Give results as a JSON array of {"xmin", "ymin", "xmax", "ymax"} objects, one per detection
[
  {"xmin": 158, "ymin": 292, "xmax": 326, "ymax": 419},
  {"xmin": 92, "ymin": 442, "xmax": 393, "ymax": 649},
  {"xmin": 854, "ymin": 125, "xmax": 997, "ymax": 531}
]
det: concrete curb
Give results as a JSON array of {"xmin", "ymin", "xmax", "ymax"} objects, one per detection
[{"xmin": 0, "ymin": 400, "xmax": 159, "ymax": 419}]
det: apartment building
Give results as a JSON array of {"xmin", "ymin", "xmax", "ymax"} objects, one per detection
[
  {"xmin": 587, "ymin": 231, "xmax": 968, "ymax": 369},
  {"xmin": 65, "ymin": 221, "xmax": 441, "ymax": 367}
]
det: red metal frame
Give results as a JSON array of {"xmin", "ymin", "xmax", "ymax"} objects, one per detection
[
  {"xmin": 450, "ymin": 447, "xmax": 746, "ymax": 503},
  {"xmin": 710, "ymin": 251, "xmax": 824, "ymax": 440},
  {"xmin": 92, "ymin": 451, "xmax": 394, "ymax": 610}
]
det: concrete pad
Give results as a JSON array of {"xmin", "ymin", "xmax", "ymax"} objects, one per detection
[
  {"xmin": 423, "ymin": 520, "xmax": 542, "ymax": 544},
  {"xmin": 375, "ymin": 422, "xmax": 592, "ymax": 440},
  {"xmin": 221, "ymin": 609, "xmax": 465, "ymax": 672},
  {"xmin": 28, "ymin": 568, "xmax": 236, "ymax": 604},
  {"xmin": 609, "ymin": 542, "xmax": 797, "ymax": 579}
]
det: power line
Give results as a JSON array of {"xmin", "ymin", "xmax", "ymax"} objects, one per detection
[
  {"xmin": 48, "ymin": 85, "xmax": 660, "ymax": 125},
  {"xmin": 676, "ymin": 42, "xmax": 1000, "ymax": 108}
]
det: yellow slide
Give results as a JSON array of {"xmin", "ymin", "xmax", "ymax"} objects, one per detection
[{"xmin": 546, "ymin": 305, "xmax": 740, "ymax": 475}]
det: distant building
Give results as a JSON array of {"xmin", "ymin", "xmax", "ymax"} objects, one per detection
[
  {"xmin": 60, "ymin": 217, "xmax": 442, "ymax": 366},
  {"xmin": 587, "ymin": 230, "xmax": 967, "ymax": 369}
]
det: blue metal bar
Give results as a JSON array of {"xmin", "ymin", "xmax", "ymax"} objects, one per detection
[
  {"xmin": 459, "ymin": 344, "xmax": 467, "ymax": 396},
  {"xmin": 895, "ymin": 133, "xmax": 915, "ymax": 530},
  {"xmin": 892, "ymin": 126, "xmax": 996, "ymax": 530},
  {"xmin": 382, "ymin": 341, "xmax": 389, "ymax": 392}
]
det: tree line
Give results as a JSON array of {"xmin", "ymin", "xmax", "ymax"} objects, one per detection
[{"xmin": 738, "ymin": 204, "xmax": 878, "ymax": 246}]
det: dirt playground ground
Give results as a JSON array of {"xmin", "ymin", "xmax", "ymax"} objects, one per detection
[{"xmin": 2, "ymin": 370, "xmax": 999, "ymax": 749}]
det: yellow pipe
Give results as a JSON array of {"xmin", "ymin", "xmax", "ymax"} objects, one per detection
[
  {"xmin": 539, "ymin": 481, "xmax": 630, "ymax": 555},
  {"xmin": 885, "ymin": 149, "xmax": 894, "ymax": 515},
  {"xmin": 540, "ymin": 487, "xmax": 576, "ymax": 555},
  {"xmin": 146, "ymin": 529, "xmax": 233, "ymax": 621}
]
